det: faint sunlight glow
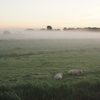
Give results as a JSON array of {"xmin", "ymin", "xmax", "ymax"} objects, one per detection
[{"xmin": 0, "ymin": 0, "xmax": 100, "ymax": 29}]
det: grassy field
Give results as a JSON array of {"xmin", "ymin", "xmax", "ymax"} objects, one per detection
[{"xmin": 0, "ymin": 39, "xmax": 100, "ymax": 100}]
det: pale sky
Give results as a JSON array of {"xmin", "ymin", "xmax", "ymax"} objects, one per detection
[{"xmin": 0, "ymin": 0, "xmax": 100, "ymax": 29}]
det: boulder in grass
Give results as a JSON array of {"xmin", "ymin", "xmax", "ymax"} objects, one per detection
[
  {"xmin": 68, "ymin": 69, "xmax": 83, "ymax": 76},
  {"xmin": 54, "ymin": 73, "xmax": 63, "ymax": 79}
]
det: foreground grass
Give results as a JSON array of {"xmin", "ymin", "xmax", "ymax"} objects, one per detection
[
  {"xmin": 0, "ymin": 39, "xmax": 100, "ymax": 100},
  {"xmin": 0, "ymin": 81, "xmax": 100, "ymax": 100}
]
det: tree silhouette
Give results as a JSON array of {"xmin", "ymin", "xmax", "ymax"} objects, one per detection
[
  {"xmin": 47, "ymin": 25, "xmax": 52, "ymax": 30},
  {"xmin": 63, "ymin": 27, "xmax": 67, "ymax": 30},
  {"xmin": 3, "ymin": 30, "xmax": 10, "ymax": 34}
]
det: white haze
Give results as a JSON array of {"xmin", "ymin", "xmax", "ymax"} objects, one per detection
[{"xmin": 0, "ymin": 31, "xmax": 100, "ymax": 40}]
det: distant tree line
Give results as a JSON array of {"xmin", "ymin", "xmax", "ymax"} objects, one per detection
[{"xmin": 24, "ymin": 26, "xmax": 100, "ymax": 31}]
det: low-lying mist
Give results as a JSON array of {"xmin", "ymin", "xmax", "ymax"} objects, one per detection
[{"xmin": 0, "ymin": 31, "xmax": 100, "ymax": 40}]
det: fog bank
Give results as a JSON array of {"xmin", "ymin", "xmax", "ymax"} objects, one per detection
[{"xmin": 0, "ymin": 31, "xmax": 100, "ymax": 40}]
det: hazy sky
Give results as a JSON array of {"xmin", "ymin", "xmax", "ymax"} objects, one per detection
[{"xmin": 0, "ymin": 0, "xmax": 100, "ymax": 29}]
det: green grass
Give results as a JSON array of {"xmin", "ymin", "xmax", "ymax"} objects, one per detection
[{"xmin": 0, "ymin": 39, "xmax": 100, "ymax": 100}]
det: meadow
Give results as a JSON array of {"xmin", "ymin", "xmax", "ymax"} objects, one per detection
[{"xmin": 0, "ymin": 39, "xmax": 100, "ymax": 100}]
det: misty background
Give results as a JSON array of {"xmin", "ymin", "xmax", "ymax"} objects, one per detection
[{"xmin": 0, "ymin": 30, "xmax": 100, "ymax": 40}]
